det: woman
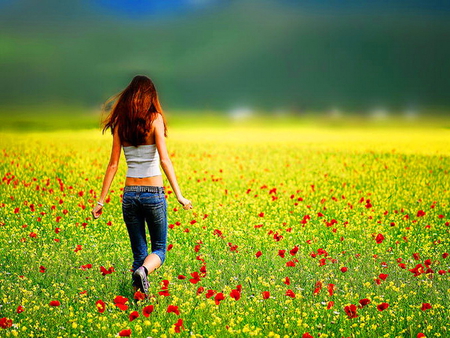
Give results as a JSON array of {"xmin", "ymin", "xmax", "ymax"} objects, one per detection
[{"xmin": 91, "ymin": 75, "xmax": 192, "ymax": 294}]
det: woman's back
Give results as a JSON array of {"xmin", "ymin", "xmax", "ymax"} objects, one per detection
[
  {"xmin": 123, "ymin": 144, "xmax": 161, "ymax": 178},
  {"xmin": 121, "ymin": 128, "xmax": 156, "ymax": 148}
]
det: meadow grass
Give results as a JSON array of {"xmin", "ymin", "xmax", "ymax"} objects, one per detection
[{"xmin": 0, "ymin": 123, "xmax": 449, "ymax": 338}]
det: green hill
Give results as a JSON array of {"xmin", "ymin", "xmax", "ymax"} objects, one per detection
[{"xmin": 0, "ymin": 1, "xmax": 449, "ymax": 112}]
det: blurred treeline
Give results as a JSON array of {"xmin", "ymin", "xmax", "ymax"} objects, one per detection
[{"xmin": 0, "ymin": 0, "xmax": 450, "ymax": 116}]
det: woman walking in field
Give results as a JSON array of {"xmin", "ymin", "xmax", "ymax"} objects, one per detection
[{"xmin": 91, "ymin": 75, "xmax": 192, "ymax": 294}]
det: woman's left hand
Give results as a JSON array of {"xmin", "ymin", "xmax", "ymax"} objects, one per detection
[{"xmin": 91, "ymin": 204, "xmax": 103, "ymax": 219}]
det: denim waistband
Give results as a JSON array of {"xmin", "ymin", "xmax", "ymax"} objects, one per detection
[{"xmin": 124, "ymin": 186, "xmax": 165, "ymax": 193}]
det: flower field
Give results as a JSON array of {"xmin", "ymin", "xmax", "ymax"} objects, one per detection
[{"xmin": 0, "ymin": 125, "xmax": 449, "ymax": 338}]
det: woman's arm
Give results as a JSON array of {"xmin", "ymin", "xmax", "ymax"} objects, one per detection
[
  {"xmin": 92, "ymin": 128, "xmax": 122, "ymax": 219},
  {"xmin": 154, "ymin": 114, "xmax": 192, "ymax": 209}
]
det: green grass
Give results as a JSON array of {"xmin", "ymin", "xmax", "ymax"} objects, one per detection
[{"xmin": 0, "ymin": 122, "xmax": 449, "ymax": 337}]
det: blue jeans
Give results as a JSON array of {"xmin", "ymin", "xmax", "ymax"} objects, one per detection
[{"xmin": 122, "ymin": 186, "xmax": 167, "ymax": 271}]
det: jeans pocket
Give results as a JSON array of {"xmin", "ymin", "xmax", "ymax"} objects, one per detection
[
  {"xmin": 142, "ymin": 199, "xmax": 166, "ymax": 223},
  {"xmin": 122, "ymin": 192, "xmax": 136, "ymax": 205}
]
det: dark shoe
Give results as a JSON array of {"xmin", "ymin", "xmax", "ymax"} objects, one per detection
[{"xmin": 132, "ymin": 266, "xmax": 149, "ymax": 294}]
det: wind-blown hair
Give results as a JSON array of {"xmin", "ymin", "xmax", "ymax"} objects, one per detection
[{"xmin": 102, "ymin": 75, "xmax": 167, "ymax": 146}]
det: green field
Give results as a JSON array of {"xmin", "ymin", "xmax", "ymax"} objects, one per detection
[{"xmin": 0, "ymin": 123, "xmax": 449, "ymax": 337}]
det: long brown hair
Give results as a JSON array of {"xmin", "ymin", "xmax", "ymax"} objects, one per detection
[{"xmin": 102, "ymin": 75, "xmax": 167, "ymax": 146}]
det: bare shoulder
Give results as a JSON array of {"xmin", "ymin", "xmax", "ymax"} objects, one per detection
[
  {"xmin": 152, "ymin": 114, "xmax": 165, "ymax": 132},
  {"xmin": 153, "ymin": 113, "xmax": 164, "ymax": 126}
]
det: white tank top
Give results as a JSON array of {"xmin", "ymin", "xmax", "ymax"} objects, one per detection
[{"xmin": 123, "ymin": 144, "xmax": 161, "ymax": 178}]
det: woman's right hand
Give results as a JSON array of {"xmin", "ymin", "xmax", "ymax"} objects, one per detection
[
  {"xmin": 91, "ymin": 204, "xmax": 103, "ymax": 219},
  {"xmin": 178, "ymin": 196, "xmax": 192, "ymax": 210}
]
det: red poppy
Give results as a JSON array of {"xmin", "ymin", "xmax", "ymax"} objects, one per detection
[
  {"xmin": 443, "ymin": 252, "xmax": 449, "ymax": 259},
  {"xmin": 96, "ymin": 300, "xmax": 106, "ymax": 313},
  {"xmin": 214, "ymin": 293, "xmax": 225, "ymax": 305},
  {"xmin": 283, "ymin": 277, "xmax": 291, "ymax": 285},
  {"xmin": 114, "ymin": 296, "xmax": 128, "ymax": 311},
  {"xmin": 197, "ymin": 286, "xmax": 205, "ymax": 295},
  {"xmin": 327, "ymin": 301, "xmax": 334, "ymax": 309},
  {"xmin": 0, "ymin": 317, "xmax": 12, "ymax": 329},
  {"xmin": 278, "ymin": 250, "xmax": 286, "ymax": 258},
  {"xmin": 49, "ymin": 300, "xmax": 60, "ymax": 307},
  {"xmin": 409, "ymin": 263, "xmax": 425, "ymax": 276},
  {"xmin": 205, "ymin": 289, "xmax": 216, "ymax": 298},
  {"xmin": 327, "ymin": 283, "xmax": 335, "ymax": 296},
  {"xmin": 230, "ymin": 289, "xmax": 241, "ymax": 301},
  {"xmin": 285, "ymin": 289, "xmax": 295, "ymax": 298},
  {"xmin": 16, "ymin": 305, "xmax": 24, "ymax": 313},
  {"xmin": 302, "ymin": 333, "xmax": 313, "ymax": 338},
  {"xmin": 100, "ymin": 266, "xmax": 115, "ymax": 276},
  {"xmin": 340, "ymin": 267, "xmax": 348, "ymax": 273},
  {"xmin": 273, "ymin": 232, "xmax": 283, "ymax": 241},
  {"xmin": 417, "ymin": 210, "xmax": 426, "ymax": 217},
  {"xmin": 158, "ymin": 290, "xmax": 170, "ymax": 297},
  {"xmin": 313, "ymin": 281, "xmax": 322, "ymax": 295},
  {"xmin": 129, "ymin": 311, "xmax": 139, "ymax": 322},
  {"xmin": 177, "ymin": 275, "xmax": 186, "ymax": 280},
  {"xmin": 379, "ymin": 273, "xmax": 388, "ymax": 281},
  {"xmin": 213, "ymin": 229, "xmax": 224, "ymax": 238},
  {"xmin": 114, "ymin": 295, "xmax": 128, "ymax": 304},
  {"xmin": 118, "ymin": 329, "xmax": 132, "ymax": 337},
  {"xmin": 142, "ymin": 305, "xmax": 154, "ymax": 317},
  {"xmin": 377, "ymin": 303, "xmax": 389, "ymax": 311},
  {"xmin": 359, "ymin": 298, "xmax": 371, "ymax": 307},
  {"xmin": 417, "ymin": 333, "xmax": 426, "ymax": 338},
  {"xmin": 255, "ymin": 251, "xmax": 262, "ymax": 258},
  {"xmin": 344, "ymin": 304, "xmax": 358, "ymax": 319},
  {"xmin": 413, "ymin": 253, "xmax": 420, "ymax": 260},
  {"xmin": 375, "ymin": 234, "xmax": 385, "ymax": 244},
  {"xmin": 290, "ymin": 246, "xmax": 299, "ymax": 256},
  {"xmin": 286, "ymin": 261, "xmax": 296, "ymax": 267},
  {"xmin": 39, "ymin": 266, "xmax": 46, "ymax": 273},
  {"xmin": 228, "ymin": 243, "xmax": 238, "ymax": 252},
  {"xmin": 420, "ymin": 303, "xmax": 432, "ymax": 311},
  {"xmin": 189, "ymin": 271, "xmax": 201, "ymax": 284},
  {"xmin": 167, "ymin": 305, "xmax": 180, "ymax": 315},
  {"xmin": 262, "ymin": 291, "xmax": 270, "ymax": 299},
  {"xmin": 174, "ymin": 318, "xmax": 184, "ymax": 333},
  {"xmin": 134, "ymin": 291, "xmax": 146, "ymax": 301}
]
